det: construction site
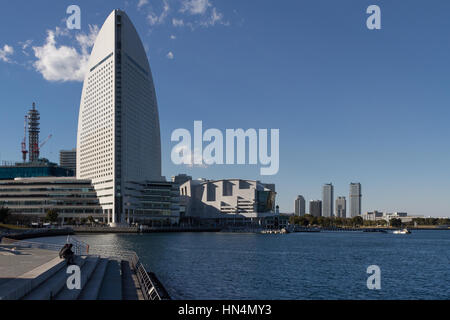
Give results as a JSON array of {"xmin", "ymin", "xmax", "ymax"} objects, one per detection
[{"xmin": 0, "ymin": 102, "xmax": 74, "ymax": 180}]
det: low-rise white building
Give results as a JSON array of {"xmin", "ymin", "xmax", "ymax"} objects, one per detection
[
  {"xmin": 179, "ymin": 179, "xmax": 277, "ymax": 224},
  {"xmin": 362, "ymin": 211, "xmax": 424, "ymax": 223}
]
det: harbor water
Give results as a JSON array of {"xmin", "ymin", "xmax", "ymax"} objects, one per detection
[{"xmin": 35, "ymin": 230, "xmax": 450, "ymax": 300}]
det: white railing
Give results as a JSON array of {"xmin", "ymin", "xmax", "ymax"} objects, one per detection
[
  {"xmin": 1, "ymin": 236, "xmax": 89, "ymax": 256},
  {"xmin": 130, "ymin": 252, "xmax": 163, "ymax": 301},
  {"xmin": 88, "ymin": 247, "xmax": 163, "ymax": 300}
]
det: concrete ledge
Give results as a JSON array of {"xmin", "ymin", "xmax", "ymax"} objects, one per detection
[
  {"xmin": 5, "ymin": 228, "xmax": 74, "ymax": 240},
  {"xmin": 0, "ymin": 256, "xmax": 65, "ymax": 300},
  {"xmin": 72, "ymin": 226, "xmax": 138, "ymax": 233}
]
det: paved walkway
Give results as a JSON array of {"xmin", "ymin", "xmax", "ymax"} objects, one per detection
[{"xmin": 0, "ymin": 245, "xmax": 58, "ymax": 285}]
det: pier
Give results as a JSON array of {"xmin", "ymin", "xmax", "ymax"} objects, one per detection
[{"xmin": 0, "ymin": 237, "xmax": 168, "ymax": 300}]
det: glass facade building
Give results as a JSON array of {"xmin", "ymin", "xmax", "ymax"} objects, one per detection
[
  {"xmin": 0, "ymin": 161, "xmax": 74, "ymax": 180},
  {"xmin": 335, "ymin": 196, "xmax": 346, "ymax": 218},
  {"xmin": 125, "ymin": 181, "xmax": 180, "ymax": 225},
  {"xmin": 0, "ymin": 177, "xmax": 102, "ymax": 220},
  {"xmin": 322, "ymin": 183, "xmax": 334, "ymax": 217},
  {"xmin": 294, "ymin": 195, "xmax": 306, "ymax": 216},
  {"xmin": 349, "ymin": 183, "xmax": 362, "ymax": 217},
  {"xmin": 59, "ymin": 149, "xmax": 77, "ymax": 176},
  {"xmin": 309, "ymin": 200, "xmax": 322, "ymax": 217}
]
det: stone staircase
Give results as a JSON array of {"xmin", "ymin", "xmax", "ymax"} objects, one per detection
[{"xmin": 0, "ymin": 255, "xmax": 143, "ymax": 300}]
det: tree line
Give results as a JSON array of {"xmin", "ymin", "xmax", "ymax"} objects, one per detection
[{"xmin": 289, "ymin": 214, "xmax": 450, "ymax": 228}]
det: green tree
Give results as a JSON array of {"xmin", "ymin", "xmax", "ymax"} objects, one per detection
[
  {"xmin": 0, "ymin": 207, "xmax": 11, "ymax": 224},
  {"xmin": 299, "ymin": 216, "xmax": 309, "ymax": 227},
  {"xmin": 310, "ymin": 216, "xmax": 319, "ymax": 226},
  {"xmin": 88, "ymin": 216, "xmax": 95, "ymax": 225},
  {"xmin": 45, "ymin": 209, "xmax": 59, "ymax": 223},
  {"xmin": 351, "ymin": 216, "xmax": 364, "ymax": 227},
  {"xmin": 390, "ymin": 218, "xmax": 402, "ymax": 228}
]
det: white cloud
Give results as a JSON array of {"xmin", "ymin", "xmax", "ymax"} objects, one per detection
[
  {"xmin": 75, "ymin": 25, "xmax": 100, "ymax": 53},
  {"xmin": 201, "ymin": 7, "xmax": 224, "ymax": 26},
  {"xmin": 166, "ymin": 51, "xmax": 174, "ymax": 59},
  {"xmin": 172, "ymin": 18, "xmax": 185, "ymax": 27},
  {"xmin": 20, "ymin": 40, "xmax": 33, "ymax": 50},
  {"xmin": 170, "ymin": 35, "xmax": 177, "ymax": 40},
  {"xmin": 147, "ymin": 0, "xmax": 170, "ymax": 26},
  {"xmin": 174, "ymin": 145, "xmax": 208, "ymax": 168},
  {"xmin": 137, "ymin": 0, "xmax": 149, "ymax": 9},
  {"xmin": 32, "ymin": 25, "xmax": 99, "ymax": 82},
  {"xmin": 0, "ymin": 44, "xmax": 14, "ymax": 63},
  {"xmin": 180, "ymin": 0, "xmax": 211, "ymax": 15},
  {"xmin": 142, "ymin": 0, "xmax": 228, "ymax": 29}
]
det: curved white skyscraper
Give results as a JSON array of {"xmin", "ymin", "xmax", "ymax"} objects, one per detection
[{"xmin": 77, "ymin": 10, "xmax": 162, "ymax": 225}]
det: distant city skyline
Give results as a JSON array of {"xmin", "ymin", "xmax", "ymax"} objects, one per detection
[{"xmin": 1, "ymin": 1, "xmax": 450, "ymax": 217}]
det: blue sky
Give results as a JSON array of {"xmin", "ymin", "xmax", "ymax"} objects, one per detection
[{"xmin": 1, "ymin": 0, "xmax": 450, "ymax": 217}]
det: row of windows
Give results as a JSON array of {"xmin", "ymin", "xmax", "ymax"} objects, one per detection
[{"xmin": 79, "ymin": 57, "xmax": 115, "ymax": 180}]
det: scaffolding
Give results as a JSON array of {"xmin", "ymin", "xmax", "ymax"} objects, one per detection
[{"xmin": 27, "ymin": 102, "xmax": 40, "ymax": 162}]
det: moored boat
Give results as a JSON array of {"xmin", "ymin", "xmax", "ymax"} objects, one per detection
[{"xmin": 393, "ymin": 228, "xmax": 411, "ymax": 234}]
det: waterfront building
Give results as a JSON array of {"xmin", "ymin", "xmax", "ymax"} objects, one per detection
[
  {"xmin": 309, "ymin": 200, "xmax": 322, "ymax": 217},
  {"xmin": 179, "ymin": 179, "xmax": 277, "ymax": 225},
  {"xmin": 349, "ymin": 183, "xmax": 362, "ymax": 217},
  {"xmin": 362, "ymin": 210, "xmax": 384, "ymax": 221},
  {"xmin": 0, "ymin": 177, "xmax": 102, "ymax": 221},
  {"xmin": 59, "ymin": 149, "xmax": 76, "ymax": 176},
  {"xmin": 172, "ymin": 174, "xmax": 192, "ymax": 185},
  {"xmin": 322, "ymin": 183, "xmax": 334, "ymax": 217},
  {"xmin": 294, "ymin": 195, "xmax": 306, "ymax": 216},
  {"xmin": 0, "ymin": 159, "xmax": 74, "ymax": 180},
  {"xmin": 362, "ymin": 211, "xmax": 424, "ymax": 223},
  {"xmin": 124, "ymin": 180, "xmax": 180, "ymax": 225},
  {"xmin": 335, "ymin": 196, "xmax": 346, "ymax": 218},
  {"xmin": 77, "ymin": 10, "xmax": 162, "ymax": 225}
]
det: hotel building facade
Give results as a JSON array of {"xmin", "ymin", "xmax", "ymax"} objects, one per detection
[{"xmin": 77, "ymin": 10, "xmax": 166, "ymax": 225}]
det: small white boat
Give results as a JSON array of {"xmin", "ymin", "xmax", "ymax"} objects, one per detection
[{"xmin": 393, "ymin": 228, "xmax": 411, "ymax": 234}]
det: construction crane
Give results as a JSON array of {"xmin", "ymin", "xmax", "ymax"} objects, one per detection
[
  {"xmin": 21, "ymin": 116, "xmax": 28, "ymax": 162},
  {"xmin": 39, "ymin": 134, "xmax": 53, "ymax": 150}
]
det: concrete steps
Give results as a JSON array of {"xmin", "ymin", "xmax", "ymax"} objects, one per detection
[
  {"xmin": 97, "ymin": 259, "xmax": 123, "ymax": 300},
  {"xmin": 54, "ymin": 256, "xmax": 100, "ymax": 300},
  {"xmin": 78, "ymin": 258, "xmax": 109, "ymax": 300},
  {"xmin": 121, "ymin": 260, "xmax": 141, "ymax": 300},
  {"xmin": 22, "ymin": 256, "xmax": 87, "ymax": 300},
  {"xmin": 2, "ymin": 253, "xmax": 142, "ymax": 300}
]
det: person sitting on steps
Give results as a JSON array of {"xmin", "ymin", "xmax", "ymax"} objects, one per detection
[{"xmin": 59, "ymin": 243, "xmax": 75, "ymax": 265}]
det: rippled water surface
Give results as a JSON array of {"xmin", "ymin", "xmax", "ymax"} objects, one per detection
[{"xmin": 36, "ymin": 231, "xmax": 450, "ymax": 300}]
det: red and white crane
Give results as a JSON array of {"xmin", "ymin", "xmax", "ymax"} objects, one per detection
[{"xmin": 21, "ymin": 115, "xmax": 28, "ymax": 162}]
